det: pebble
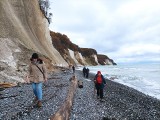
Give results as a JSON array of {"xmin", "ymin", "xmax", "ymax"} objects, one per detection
[
  {"xmin": 0, "ymin": 70, "xmax": 160, "ymax": 120},
  {"xmin": 0, "ymin": 70, "xmax": 72, "ymax": 120},
  {"xmin": 69, "ymin": 71, "xmax": 160, "ymax": 120}
]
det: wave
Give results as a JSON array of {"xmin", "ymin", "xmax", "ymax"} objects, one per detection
[{"xmin": 83, "ymin": 63, "xmax": 160, "ymax": 100}]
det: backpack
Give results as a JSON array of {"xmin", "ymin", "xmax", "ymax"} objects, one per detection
[
  {"xmin": 96, "ymin": 75, "xmax": 102, "ymax": 84},
  {"xmin": 78, "ymin": 80, "xmax": 83, "ymax": 88}
]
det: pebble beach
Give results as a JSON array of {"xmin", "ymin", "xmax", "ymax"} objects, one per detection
[
  {"xmin": 0, "ymin": 69, "xmax": 160, "ymax": 120},
  {"xmin": 0, "ymin": 70, "xmax": 72, "ymax": 120},
  {"xmin": 70, "ymin": 71, "xmax": 160, "ymax": 120}
]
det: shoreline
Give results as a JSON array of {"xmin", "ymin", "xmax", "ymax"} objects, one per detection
[
  {"xmin": 0, "ymin": 69, "xmax": 160, "ymax": 120},
  {"xmin": 82, "ymin": 63, "xmax": 160, "ymax": 100},
  {"xmin": 89, "ymin": 71, "xmax": 160, "ymax": 101},
  {"xmin": 70, "ymin": 70, "xmax": 160, "ymax": 120}
]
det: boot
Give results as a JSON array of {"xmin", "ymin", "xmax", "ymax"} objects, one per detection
[
  {"xmin": 33, "ymin": 97, "xmax": 38, "ymax": 103},
  {"xmin": 97, "ymin": 96, "xmax": 100, "ymax": 99},
  {"xmin": 37, "ymin": 100, "xmax": 42, "ymax": 107},
  {"xmin": 100, "ymin": 98, "xmax": 105, "ymax": 102}
]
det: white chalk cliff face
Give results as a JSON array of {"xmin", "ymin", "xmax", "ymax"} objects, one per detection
[
  {"xmin": 68, "ymin": 49, "xmax": 88, "ymax": 66},
  {"xmin": 74, "ymin": 51, "xmax": 88, "ymax": 65},
  {"xmin": 0, "ymin": 0, "xmax": 68, "ymax": 83},
  {"xmin": 93, "ymin": 55, "xmax": 99, "ymax": 65}
]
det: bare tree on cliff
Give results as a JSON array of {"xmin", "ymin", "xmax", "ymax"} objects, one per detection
[{"xmin": 39, "ymin": 0, "xmax": 52, "ymax": 24}]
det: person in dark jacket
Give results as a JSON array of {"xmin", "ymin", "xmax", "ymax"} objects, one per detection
[
  {"xmin": 72, "ymin": 65, "xmax": 75, "ymax": 73},
  {"xmin": 86, "ymin": 68, "xmax": 89, "ymax": 78},
  {"xmin": 94, "ymin": 71, "xmax": 106, "ymax": 101},
  {"xmin": 82, "ymin": 67, "xmax": 87, "ymax": 77}
]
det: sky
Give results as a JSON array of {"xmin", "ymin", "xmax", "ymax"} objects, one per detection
[{"xmin": 49, "ymin": 0, "xmax": 160, "ymax": 64}]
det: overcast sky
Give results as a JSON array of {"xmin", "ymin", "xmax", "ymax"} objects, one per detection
[{"xmin": 49, "ymin": 0, "xmax": 160, "ymax": 64}]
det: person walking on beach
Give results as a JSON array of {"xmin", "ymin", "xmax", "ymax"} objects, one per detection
[
  {"xmin": 83, "ymin": 66, "xmax": 87, "ymax": 77},
  {"xmin": 94, "ymin": 71, "xmax": 106, "ymax": 101},
  {"xmin": 72, "ymin": 65, "xmax": 75, "ymax": 73},
  {"xmin": 86, "ymin": 68, "xmax": 89, "ymax": 78},
  {"xmin": 28, "ymin": 53, "xmax": 47, "ymax": 107}
]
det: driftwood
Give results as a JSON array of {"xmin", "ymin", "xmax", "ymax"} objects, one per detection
[
  {"xmin": 0, "ymin": 83, "xmax": 17, "ymax": 88},
  {"xmin": 50, "ymin": 75, "xmax": 77, "ymax": 120}
]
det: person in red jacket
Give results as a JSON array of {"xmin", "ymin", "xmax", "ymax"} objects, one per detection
[{"xmin": 94, "ymin": 71, "xmax": 106, "ymax": 101}]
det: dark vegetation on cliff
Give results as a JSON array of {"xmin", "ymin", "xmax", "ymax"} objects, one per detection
[
  {"xmin": 50, "ymin": 31, "xmax": 97, "ymax": 56},
  {"xmin": 50, "ymin": 31, "xmax": 79, "ymax": 53},
  {"xmin": 50, "ymin": 31, "xmax": 116, "ymax": 65},
  {"xmin": 80, "ymin": 48, "xmax": 97, "ymax": 57},
  {"xmin": 97, "ymin": 54, "xmax": 117, "ymax": 65}
]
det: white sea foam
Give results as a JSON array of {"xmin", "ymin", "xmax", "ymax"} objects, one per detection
[{"xmin": 78, "ymin": 63, "xmax": 160, "ymax": 100}]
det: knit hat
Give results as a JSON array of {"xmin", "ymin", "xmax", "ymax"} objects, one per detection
[
  {"xmin": 97, "ymin": 71, "xmax": 101, "ymax": 74},
  {"xmin": 31, "ymin": 53, "xmax": 39, "ymax": 59}
]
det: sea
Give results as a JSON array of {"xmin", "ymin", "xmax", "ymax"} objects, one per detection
[{"xmin": 78, "ymin": 62, "xmax": 160, "ymax": 100}]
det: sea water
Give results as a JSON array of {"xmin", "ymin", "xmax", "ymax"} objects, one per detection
[{"xmin": 79, "ymin": 63, "xmax": 160, "ymax": 100}]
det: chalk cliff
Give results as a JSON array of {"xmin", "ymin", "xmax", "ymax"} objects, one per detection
[
  {"xmin": 0, "ymin": 0, "xmax": 116, "ymax": 84},
  {"xmin": 0, "ymin": 0, "xmax": 67, "ymax": 84}
]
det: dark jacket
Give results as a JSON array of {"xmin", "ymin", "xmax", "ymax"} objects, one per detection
[{"xmin": 94, "ymin": 74, "xmax": 106, "ymax": 89}]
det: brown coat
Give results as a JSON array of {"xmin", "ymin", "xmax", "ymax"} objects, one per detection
[{"xmin": 29, "ymin": 62, "xmax": 47, "ymax": 83}]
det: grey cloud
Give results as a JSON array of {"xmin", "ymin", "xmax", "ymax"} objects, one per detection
[{"xmin": 50, "ymin": 0, "xmax": 160, "ymax": 63}]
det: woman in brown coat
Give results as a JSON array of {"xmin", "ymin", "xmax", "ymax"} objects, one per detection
[{"xmin": 29, "ymin": 53, "xmax": 47, "ymax": 107}]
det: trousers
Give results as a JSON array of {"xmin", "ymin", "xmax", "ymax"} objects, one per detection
[
  {"xmin": 32, "ymin": 83, "xmax": 42, "ymax": 100},
  {"xmin": 97, "ymin": 88, "xmax": 103, "ymax": 99}
]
